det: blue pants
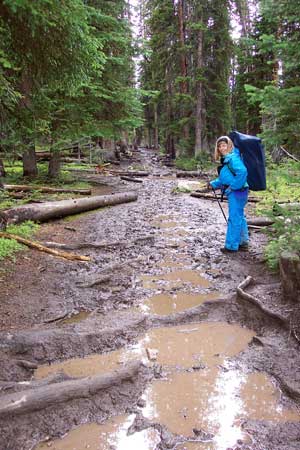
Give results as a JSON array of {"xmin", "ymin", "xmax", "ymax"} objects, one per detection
[{"xmin": 225, "ymin": 189, "xmax": 249, "ymax": 251}]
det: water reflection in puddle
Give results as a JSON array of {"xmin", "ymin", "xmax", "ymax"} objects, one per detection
[
  {"xmin": 140, "ymin": 292, "xmax": 220, "ymax": 315},
  {"xmin": 35, "ymin": 323, "xmax": 300, "ymax": 450},
  {"xmin": 141, "ymin": 270, "xmax": 210, "ymax": 289},
  {"xmin": 36, "ymin": 323, "xmax": 253, "ymax": 379},
  {"xmin": 143, "ymin": 368, "xmax": 300, "ymax": 449},
  {"xmin": 36, "ymin": 415, "xmax": 160, "ymax": 450}
]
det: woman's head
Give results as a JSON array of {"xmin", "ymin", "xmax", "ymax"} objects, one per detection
[{"xmin": 214, "ymin": 136, "xmax": 233, "ymax": 161}]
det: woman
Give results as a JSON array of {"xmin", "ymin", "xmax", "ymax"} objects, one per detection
[{"xmin": 209, "ymin": 136, "xmax": 249, "ymax": 253}]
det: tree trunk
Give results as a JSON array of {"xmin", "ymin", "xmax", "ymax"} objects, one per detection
[
  {"xmin": 178, "ymin": 0, "xmax": 189, "ymax": 142},
  {"xmin": 48, "ymin": 150, "xmax": 61, "ymax": 178},
  {"xmin": 194, "ymin": 23, "xmax": 204, "ymax": 158},
  {"xmin": 22, "ymin": 144, "xmax": 38, "ymax": 178},
  {"xmin": 0, "ymin": 158, "xmax": 6, "ymax": 177},
  {"xmin": 153, "ymin": 103, "xmax": 159, "ymax": 150},
  {"xmin": 4, "ymin": 192, "xmax": 138, "ymax": 224}
]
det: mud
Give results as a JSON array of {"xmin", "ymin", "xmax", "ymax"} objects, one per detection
[{"xmin": 1, "ymin": 148, "xmax": 300, "ymax": 450}]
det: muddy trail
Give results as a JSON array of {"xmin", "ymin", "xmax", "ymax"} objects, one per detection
[{"xmin": 0, "ymin": 148, "xmax": 300, "ymax": 450}]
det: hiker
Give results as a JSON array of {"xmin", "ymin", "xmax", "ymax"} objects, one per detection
[{"xmin": 208, "ymin": 135, "xmax": 249, "ymax": 253}]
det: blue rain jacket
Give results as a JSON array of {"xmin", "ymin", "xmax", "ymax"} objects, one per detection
[
  {"xmin": 210, "ymin": 147, "xmax": 249, "ymax": 250},
  {"xmin": 210, "ymin": 147, "xmax": 248, "ymax": 193}
]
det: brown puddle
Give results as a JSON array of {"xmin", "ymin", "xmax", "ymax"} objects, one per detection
[
  {"xmin": 35, "ymin": 348, "xmax": 136, "ymax": 380},
  {"xmin": 36, "ymin": 323, "xmax": 253, "ymax": 379},
  {"xmin": 140, "ymin": 292, "xmax": 220, "ymax": 315},
  {"xmin": 36, "ymin": 415, "xmax": 160, "ymax": 450},
  {"xmin": 143, "ymin": 369, "xmax": 300, "ymax": 448},
  {"xmin": 141, "ymin": 269, "xmax": 210, "ymax": 290},
  {"xmin": 59, "ymin": 311, "xmax": 90, "ymax": 326},
  {"xmin": 34, "ymin": 323, "xmax": 300, "ymax": 450}
]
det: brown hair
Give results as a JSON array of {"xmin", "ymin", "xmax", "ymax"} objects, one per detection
[{"xmin": 214, "ymin": 136, "xmax": 234, "ymax": 161}]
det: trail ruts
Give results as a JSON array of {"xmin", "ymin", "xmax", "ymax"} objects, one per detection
[{"xmin": 0, "ymin": 361, "xmax": 144, "ymax": 418}]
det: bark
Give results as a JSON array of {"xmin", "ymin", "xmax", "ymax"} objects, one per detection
[
  {"xmin": 194, "ymin": 17, "xmax": 204, "ymax": 158},
  {"xmin": 0, "ymin": 233, "xmax": 91, "ymax": 262},
  {"xmin": 0, "ymin": 158, "xmax": 6, "ymax": 177},
  {"xmin": 0, "ymin": 361, "xmax": 142, "ymax": 418},
  {"xmin": 4, "ymin": 192, "xmax": 138, "ymax": 224},
  {"xmin": 177, "ymin": 0, "xmax": 189, "ymax": 141},
  {"xmin": 22, "ymin": 144, "xmax": 38, "ymax": 178},
  {"xmin": 47, "ymin": 150, "xmax": 61, "ymax": 178},
  {"xmin": 246, "ymin": 217, "xmax": 274, "ymax": 226},
  {"xmin": 4, "ymin": 185, "xmax": 91, "ymax": 195}
]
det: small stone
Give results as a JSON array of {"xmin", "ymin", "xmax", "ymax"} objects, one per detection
[{"xmin": 146, "ymin": 348, "xmax": 158, "ymax": 361}]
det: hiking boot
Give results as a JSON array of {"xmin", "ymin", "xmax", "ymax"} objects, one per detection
[
  {"xmin": 239, "ymin": 244, "xmax": 249, "ymax": 251},
  {"xmin": 220, "ymin": 247, "xmax": 237, "ymax": 254}
]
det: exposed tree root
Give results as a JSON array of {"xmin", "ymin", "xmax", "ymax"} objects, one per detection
[
  {"xmin": 237, "ymin": 276, "xmax": 300, "ymax": 344},
  {"xmin": 0, "ymin": 361, "xmax": 143, "ymax": 417},
  {"xmin": 237, "ymin": 276, "xmax": 287, "ymax": 324},
  {"xmin": 0, "ymin": 232, "xmax": 91, "ymax": 262}
]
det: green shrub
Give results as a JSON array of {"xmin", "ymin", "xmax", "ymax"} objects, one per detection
[
  {"xmin": 259, "ymin": 161, "xmax": 300, "ymax": 270},
  {"xmin": 0, "ymin": 221, "xmax": 40, "ymax": 260}
]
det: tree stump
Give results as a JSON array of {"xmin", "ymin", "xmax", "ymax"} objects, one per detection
[{"xmin": 279, "ymin": 251, "xmax": 300, "ymax": 302}]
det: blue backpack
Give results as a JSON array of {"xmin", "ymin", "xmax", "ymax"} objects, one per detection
[{"xmin": 229, "ymin": 131, "xmax": 267, "ymax": 191}]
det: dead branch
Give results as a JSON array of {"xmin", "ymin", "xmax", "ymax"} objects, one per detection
[
  {"xmin": 280, "ymin": 146, "xmax": 300, "ymax": 162},
  {"xmin": 4, "ymin": 185, "xmax": 92, "ymax": 195},
  {"xmin": 0, "ymin": 361, "xmax": 142, "ymax": 417},
  {"xmin": 0, "ymin": 233, "xmax": 91, "ymax": 262}
]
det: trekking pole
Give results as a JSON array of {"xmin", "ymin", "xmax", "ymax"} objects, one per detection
[{"xmin": 212, "ymin": 187, "xmax": 228, "ymax": 224}]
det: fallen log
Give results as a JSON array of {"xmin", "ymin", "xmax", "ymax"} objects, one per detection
[
  {"xmin": 190, "ymin": 191, "xmax": 260, "ymax": 203},
  {"xmin": 0, "ymin": 233, "xmax": 91, "ymax": 262},
  {"xmin": 176, "ymin": 171, "xmax": 200, "ymax": 178},
  {"xmin": 121, "ymin": 176, "xmax": 143, "ymax": 183},
  {"xmin": 0, "ymin": 361, "xmax": 142, "ymax": 417},
  {"xmin": 4, "ymin": 184, "xmax": 92, "ymax": 195},
  {"xmin": 247, "ymin": 217, "xmax": 274, "ymax": 226},
  {"xmin": 110, "ymin": 170, "xmax": 149, "ymax": 177},
  {"xmin": 4, "ymin": 191, "xmax": 138, "ymax": 224}
]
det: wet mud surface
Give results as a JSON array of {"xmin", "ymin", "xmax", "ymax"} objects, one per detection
[{"xmin": 0, "ymin": 149, "xmax": 300, "ymax": 450}]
